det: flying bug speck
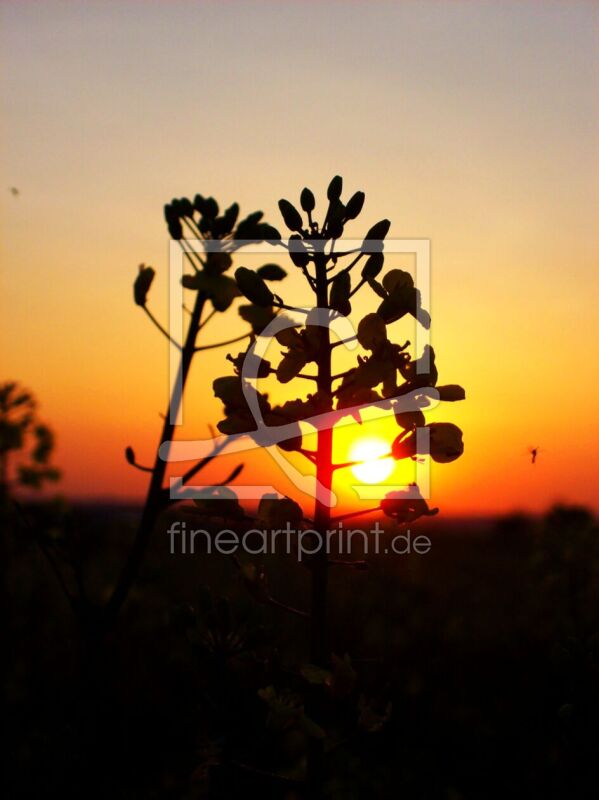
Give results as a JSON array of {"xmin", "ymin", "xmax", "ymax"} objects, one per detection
[
  {"xmin": 9, "ymin": 186, "xmax": 19, "ymax": 197},
  {"xmin": 528, "ymin": 446, "xmax": 541, "ymax": 464}
]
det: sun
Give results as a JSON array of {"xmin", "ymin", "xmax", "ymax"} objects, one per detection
[{"xmin": 349, "ymin": 436, "xmax": 394, "ymax": 484}]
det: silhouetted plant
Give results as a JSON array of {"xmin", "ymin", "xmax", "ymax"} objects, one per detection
[
  {"xmin": 212, "ymin": 177, "xmax": 465, "ymax": 787},
  {"xmin": 215, "ymin": 176, "xmax": 465, "ymax": 661},
  {"xmin": 0, "ymin": 381, "xmax": 60, "ymax": 505},
  {"xmin": 103, "ymin": 195, "xmax": 283, "ymax": 625}
]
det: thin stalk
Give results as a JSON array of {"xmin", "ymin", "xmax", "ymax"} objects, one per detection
[
  {"xmin": 143, "ymin": 306, "xmax": 181, "ymax": 349},
  {"xmin": 330, "ymin": 506, "xmax": 382, "ymax": 523},
  {"xmin": 194, "ymin": 332, "xmax": 250, "ymax": 352},
  {"xmin": 105, "ymin": 291, "xmax": 208, "ymax": 623},
  {"xmin": 311, "ymin": 251, "xmax": 332, "ymax": 666},
  {"xmin": 306, "ymin": 251, "xmax": 333, "ymax": 795}
]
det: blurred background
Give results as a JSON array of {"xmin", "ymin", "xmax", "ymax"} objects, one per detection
[{"xmin": 1, "ymin": 0, "xmax": 598, "ymax": 515}]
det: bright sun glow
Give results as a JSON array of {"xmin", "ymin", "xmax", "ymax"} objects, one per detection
[{"xmin": 349, "ymin": 437, "xmax": 394, "ymax": 484}]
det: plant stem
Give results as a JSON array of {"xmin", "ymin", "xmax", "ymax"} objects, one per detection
[
  {"xmin": 105, "ymin": 291, "xmax": 208, "ymax": 623},
  {"xmin": 311, "ymin": 253, "xmax": 332, "ymax": 665},
  {"xmin": 307, "ymin": 251, "xmax": 332, "ymax": 796},
  {"xmin": 194, "ymin": 332, "xmax": 250, "ymax": 352}
]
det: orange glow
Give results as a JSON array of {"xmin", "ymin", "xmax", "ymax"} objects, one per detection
[
  {"xmin": 349, "ymin": 437, "xmax": 394, "ymax": 485},
  {"xmin": 1, "ymin": 3, "xmax": 598, "ymax": 516}
]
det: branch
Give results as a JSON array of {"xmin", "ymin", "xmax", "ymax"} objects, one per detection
[
  {"xmin": 331, "ymin": 335, "xmax": 357, "ymax": 349},
  {"xmin": 329, "ymin": 559, "xmax": 369, "ymax": 570},
  {"xmin": 181, "ymin": 215, "xmax": 200, "ymax": 237},
  {"xmin": 331, "ymin": 247, "xmax": 363, "ymax": 258},
  {"xmin": 268, "ymin": 595, "xmax": 309, "ymax": 619},
  {"xmin": 143, "ymin": 306, "xmax": 182, "ymax": 349},
  {"xmin": 171, "ymin": 436, "xmax": 231, "ymax": 492},
  {"xmin": 221, "ymin": 463, "xmax": 244, "ymax": 484},
  {"xmin": 125, "ymin": 449, "xmax": 153, "ymax": 473},
  {"xmin": 267, "ymin": 366, "xmax": 318, "ymax": 382},
  {"xmin": 332, "ymin": 451, "xmax": 392, "ymax": 471},
  {"xmin": 327, "ymin": 251, "xmax": 364, "ymax": 282},
  {"xmin": 198, "ymin": 307, "xmax": 217, "ymax": 330},
  {"xmin": 302, "ymin": 271, "xmax": 317, "ymax": 291},
  {"xmin": 297, "ymin": 448, "xmax": 317, "ymax": 464},
  {"xmin": 329, "ymin": 506, "xmax": 382, "ymax": 523},
  {"xmin": 231, "ymin": 554, "xmax": 309, "ymax": 619},
  {"xmin": 331, "ymin": 369, "xmax": 354, "ymax": 382},
  {"xmin": 194, "ymin": 332, "xmax": 251, "ymax": 352},
  {"xmin": 349, "ymin": 277, "xmax": 366, "ymax": 298},
  {"xmin": 273, "ymin": 298, "xmax": 310, "ymax": 314},
  {"xmin": 177, "ymin": 238, "xmax": 204, "ymax": 272}
]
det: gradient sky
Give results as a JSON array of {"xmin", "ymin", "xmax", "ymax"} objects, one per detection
[{"xmin": 1, "ymin": 0, "xmax": 598, "ymax": 515}]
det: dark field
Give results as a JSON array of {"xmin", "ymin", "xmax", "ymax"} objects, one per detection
[{"xmin": 4, "ymin": 503, "xmax": 599, "ymax": 799}]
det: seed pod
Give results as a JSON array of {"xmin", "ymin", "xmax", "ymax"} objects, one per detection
[
  {"xmin": 361, "ymin": 253, "xmax": 384, "ymax": 280},
  {"xmin": 178, "ymin": 197, "xmax": 194, "ymax": 218},
  {"xmin": 234, "ymin": 267, "xmax": 274, "ymax": 307},
  {"xmin": 327, "ymin": 175, "xmax": 343, "ymax": 202},
  {"xmin": 330, "ymin": 271, "xmax": 351, "ymax": 315},
  {"xmin": 300, "ymin": 187, "xmax": 315, "ymax": 212},
  {"xmin": 221, "ymin": 202, "xmax": 240, "ymax": 233},
  {"xmin": 167, "ymin": 217, "xmax": 183, "ymax": 240},
  {"xmin": 363, "ymin": 219, "xmax": 391, "ymax": 252},
  {"xmin": 134, "ymin": 264, "xmax": 155, "ymax": 306},
  {"xmin": 202, "ymin": 196, "xmax": 219, "ymax": 219},
  {"xmin": 436, "ymin": 385, "xmax": 466, "ymax": 402},
  {"xmin": 256, "ymin": 223, "xmax": 281, "ymax": 241},
  {"xmin": 257, "ymin": 263, "xmax": 287, "ymax": 281},
  {"xmin": 278, "ymin": 199, "xmax": 304, "ymax": 232},
  {"xmin": 344, "ymin": 191, "xmax": 365, "ymax": 220},
  {"xmin": 193, "ymin": 194, "xmax": 207, "ymax": 214}
]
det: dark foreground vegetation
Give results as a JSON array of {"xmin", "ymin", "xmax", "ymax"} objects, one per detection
[{"xmin": 3, "ymin": 503, "xmax": 599, "ymax": 799}]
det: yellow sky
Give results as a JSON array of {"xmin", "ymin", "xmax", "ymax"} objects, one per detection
[{"xmin": 1, "ymin": 1, "xmax": 598, "ymax": 514}]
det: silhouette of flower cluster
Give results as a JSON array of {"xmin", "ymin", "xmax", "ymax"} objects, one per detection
[{"xmin": 214, "ymin": 176, "xmax": 465, "ymax": 525}]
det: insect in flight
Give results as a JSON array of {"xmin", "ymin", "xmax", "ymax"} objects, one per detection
[{"xmin": 528, "ymin": 446, "xmax": 541, "ymax": 465}]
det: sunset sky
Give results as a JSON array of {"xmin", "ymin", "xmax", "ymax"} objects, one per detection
[{"xmin": 1, "ymin": 1, "xmax": 598, "ymax": 515}]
